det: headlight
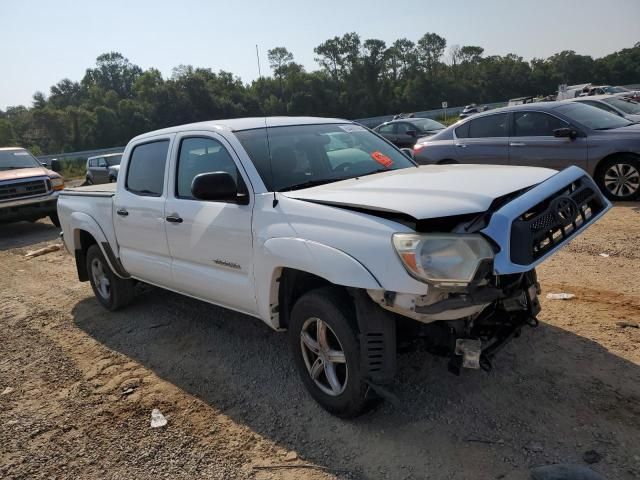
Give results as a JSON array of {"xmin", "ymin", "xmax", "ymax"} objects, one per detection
[
  {"xmin": 50, "ymin": 177, "xmax": 65, "ymax": 191},
  {"xmin": 392, "ymin": 233, "xmax": 494, "ymax": 286}
]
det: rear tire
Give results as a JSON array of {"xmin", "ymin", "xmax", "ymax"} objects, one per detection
[
  {"xmin": 595, "ymin": 156, "xmax": 640, "ymax": 201},
  {"xmin": 86, "ymin": 245, "xmax": 135, "ymax": 311},
  {"xmin": 289, "ymin": 287, "xmax": 369, "ymax": 418}
]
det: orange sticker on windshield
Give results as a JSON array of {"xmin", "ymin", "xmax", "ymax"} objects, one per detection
[{"xmin": 371, "ymin": 151, "xmax": 393, "ymax": 168}]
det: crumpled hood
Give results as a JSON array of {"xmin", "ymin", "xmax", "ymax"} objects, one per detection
[
  {"xmin": 283, "ymin": 164, "xmax": 557, "ymax": 219},
  {"xmin": 0, "ymin": 166, "xmax": 51, "ymax": 182}
]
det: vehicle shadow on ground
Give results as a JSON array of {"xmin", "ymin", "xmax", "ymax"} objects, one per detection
[
  {"xmin": 72, "ymin": 287, "xmax": 640, "ymax": 479},
  {"xmin": 0, "ymin": 220, "xmax": 60, "ymax": 251}
]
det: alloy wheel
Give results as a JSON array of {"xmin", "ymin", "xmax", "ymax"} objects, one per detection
[
  {"xmin": 91, "ymin": 257, "xmax": 111, "ymax": 300},
  {"xmin": 604, "ymin": 163, "xmax": 640, "ymax": 198},
  {"xmin": 300, "ymin": 317, "xmax": 348, "ymax": 396}
]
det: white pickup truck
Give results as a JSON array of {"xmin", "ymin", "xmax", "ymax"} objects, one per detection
[{"xmin": 58, "ymin": 117, "xmax": 610, "ymax": 417}]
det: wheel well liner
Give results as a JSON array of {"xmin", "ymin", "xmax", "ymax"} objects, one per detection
[{"xmin": 277, "ymin": 268, "xmax": 332, "ymax": 329}]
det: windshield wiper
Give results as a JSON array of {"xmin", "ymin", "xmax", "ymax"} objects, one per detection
[{"xmin": 278, "ymin": 179, "xmax": 338, "ymax": 192}]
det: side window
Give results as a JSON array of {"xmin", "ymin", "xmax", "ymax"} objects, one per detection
[
  {"xmin": 176, "ymin": 137, "xmax": 238, "ymax": 199},
  {"xmin": 455, "ymin": 122, "xmax": 470, "ymax": 139},
  {"xmin": 468, "ymin": 114, "xmax": 508, "ymax": 138},
  {"xmin": 378, "ymin": 123, "xmax": 395, "ymax": 134},
  {"xmin": 126, "ymin": 140, "xmax": 169, "ymax": 197},
  {"xmin": 88, "ymin": 159, "xmax": 95, "ymax": 167},
  {"xmin": 396, "ymin": 123, "xmax": 417, "ymax": 135},
  {"xmin": 513, "ymin": 112, "xmax": 568, "ymax": 137},
  {"xmin": 97, "ymin": 158, "xmax": 107, "ymax": 167}
]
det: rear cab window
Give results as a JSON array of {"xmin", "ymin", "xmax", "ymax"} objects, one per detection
[{"xmin": 125, "ymin": 140, "xmax": 170, "ymax": 197}]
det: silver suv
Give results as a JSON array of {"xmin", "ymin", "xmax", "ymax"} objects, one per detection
[
  {"xmin": 413, "ymin": 102, "xmax": 640, "ymax": 201},
  {"xmin": 86, "ymin": 153, "xmax": 122, "ymax": 184}
]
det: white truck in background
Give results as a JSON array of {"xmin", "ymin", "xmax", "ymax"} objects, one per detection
[{"xmin": 58, "ymin": 117, "xmax": 610, "ymax": 417}]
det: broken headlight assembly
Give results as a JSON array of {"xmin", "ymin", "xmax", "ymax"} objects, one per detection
[{"xmin": 392, "ymin": 233, "xmax": 495, "ymax": 287}]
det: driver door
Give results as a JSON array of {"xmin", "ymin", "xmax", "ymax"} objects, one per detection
[
  {"xmin": 395, "ymin": 122, "xmax": 418, "ymax": 148},
  {"xmin": 164, "ymin": 132, "xmax": 257, "ymax": 316},
  {"xmin": 508, "ymin": 111, "xmax": 588, "ymax": 171}
]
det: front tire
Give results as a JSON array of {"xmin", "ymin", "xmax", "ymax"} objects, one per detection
[
  {"xmin": 289, "ymin": 287, "xmax": 369, "ymax": 418},
  {"xmin": 596, "ymin": 156, "xmax": 640, "ymax": 201},
  {"xmin": 86, "ymin": 245, "xmax": 135, "ymax": 311}
]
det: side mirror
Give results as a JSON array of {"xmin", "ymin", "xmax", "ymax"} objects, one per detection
[
  {"xmin": 50, "ymin": 159, "xmax": 62, "ymax": 173},
  {"xmin": 400, "ymin": 148, "xmax": 415, "ymax": 159},
  {"xmin": 40, "ymin": 161, "xmax": 48, "ymax": 167},
  {"xmin": 406, "ymin": 129, "xmax": 417, "ymax": 137},
  {"xmin": 191, "ymin": 171, "xmax": 239, "ymax": 202},
  {"xmin": 553, "ymin": 128, "xmax": 577, "ymax": 139}
]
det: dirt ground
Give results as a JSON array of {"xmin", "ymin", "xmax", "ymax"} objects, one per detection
[{"xmin": 0, "ymin": 203, "xmax": 639, "ymax": 480}]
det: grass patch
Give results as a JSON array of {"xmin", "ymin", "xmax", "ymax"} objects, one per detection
[{"xmin": 58, "ymin": 158, "xmax": 86, "ymax": 180}]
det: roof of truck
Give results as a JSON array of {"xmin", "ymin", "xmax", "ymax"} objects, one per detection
[{"xmin": 131, "ymin": 117, "xmax": 350, "ymax": 142}]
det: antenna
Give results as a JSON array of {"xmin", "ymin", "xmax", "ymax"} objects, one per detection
[
  {"xmin": 264, "ymin": 117, "xmax": 278, "ymax": 208},
  {"xmin": 256, "ymin": 44, "xmax": 262, "ymax": 78},
  {"xmin": 255, "ymin": 44, "xmax": 277, "ymax": 207}
]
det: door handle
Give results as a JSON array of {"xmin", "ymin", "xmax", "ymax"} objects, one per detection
[
  {"xmin": 116, "ymin": 208, "xmax": 128, "ymax": 217},
  {"xmin": 165, "ymin": 214, "xmax": 183, "ymax": 224},
  {"xmin": 455, "ymin": 143, "xmax": 467, "ymax": 148},
  {"xmin": 510, "ymin": 142, "xmax": 526, "ymax": 147}
]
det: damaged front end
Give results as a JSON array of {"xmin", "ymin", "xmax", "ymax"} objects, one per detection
[
  {"xmin": 368, "ymin": 268, "xmax": 541, "ymax": 374},
  {"xmin": 368, "ymin": 166, "xmax": 610, "ymax": 374}
]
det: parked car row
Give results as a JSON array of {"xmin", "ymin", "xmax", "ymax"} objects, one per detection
[
  {"xmin": 411, "ymin": 101, "xmax": 640, "ymax": 201},
  {"xmin": 568, "ymin": 94, "xmax": 640, "ymax": 122}
]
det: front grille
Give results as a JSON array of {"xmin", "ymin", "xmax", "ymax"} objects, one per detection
[
  {"xmin": 0, "ymin": 178, "xmax": 49, "ymax": 202},
  {"xmin": 509, "ymin": 176, "xmax": 608, "ymax": 265}
]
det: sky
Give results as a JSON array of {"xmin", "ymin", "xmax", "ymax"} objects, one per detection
[{"xmin": 1, "ymin": 0, "xmax": 638, "ymax": 109}]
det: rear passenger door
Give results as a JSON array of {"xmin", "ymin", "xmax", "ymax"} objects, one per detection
[
  {"xmin": 114, "ymin": 137, "xmax": 173, "ymax": 287},
  {"xmin": 508, "ymin": 111, "xmax": 588, "ymax": 171},
  {"xmin": 164, "ymin": 132, "xmax": 257, "ymax": 316},
  {"xmin": 453, "ymin": 113, "xmax": 509, "ymax": 164}
]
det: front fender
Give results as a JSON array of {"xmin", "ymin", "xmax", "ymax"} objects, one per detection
[{"xmin": 255, "ymin": 237, "xmax": 382, "ymax": 328}]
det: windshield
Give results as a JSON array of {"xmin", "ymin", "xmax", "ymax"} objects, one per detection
[
  {"xmin": 603, "ymin": 97, "xmax": 640, "ymax": 115},
  {"xmin": 235, "ymin": 123, "xmax": 416, "ymax": 191},
  {"xmin": 106, "ymin": 154, "xmax": 122, "ymax": 166},
  {"xmin": 411, "ymin": 118, "xmax": 445, "ymax": 132},
  {"xmin": 0, "ymin": 149, "xmax": 41, "ymax": 171},
  {"xmin": 556, "ymin": 102, "xmax": 633, "ymax": 130}
]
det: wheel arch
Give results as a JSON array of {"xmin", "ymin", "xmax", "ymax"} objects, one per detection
[
  {"xmin": 69, "ymin": 212, "xmax": 129, "ymax": 281},
  {"xmin": 256, "ymin": 238, "xmax": 382, "ymax": 330},
  {"xmin": 593, "ymin": 151, "xmax": 640, "ymax": 179}
]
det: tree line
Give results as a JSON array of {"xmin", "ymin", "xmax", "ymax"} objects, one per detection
[{"xmin": 1, "ymin": 34, "xmax": 639, "ymax": 155}]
